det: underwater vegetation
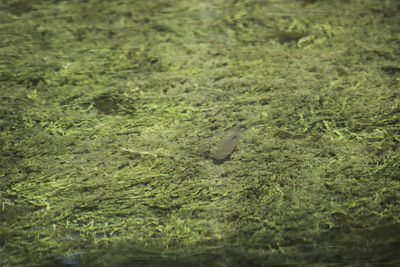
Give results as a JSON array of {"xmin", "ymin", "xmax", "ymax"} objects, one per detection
[{"xmin": 0, "ymin": 0, "xmax": 399, "ymax": 266}]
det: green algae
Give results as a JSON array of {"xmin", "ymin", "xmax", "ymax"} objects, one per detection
[{"xmin": 0, "ymin": 0, "xmax": 399, "ymax": 266}]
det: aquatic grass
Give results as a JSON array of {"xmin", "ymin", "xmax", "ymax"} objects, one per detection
[{"xmin": 0, "ymin": 0, "xmax": 399, "ymax": 266}]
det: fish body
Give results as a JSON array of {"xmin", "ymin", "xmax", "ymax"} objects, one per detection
[
  {"xmin": 212, "ymin": 125, "xmax": 241, "ymax": 162},
  {"xmin": 57, "ymin": 251, "xmax": 87, "ymax": 265}
]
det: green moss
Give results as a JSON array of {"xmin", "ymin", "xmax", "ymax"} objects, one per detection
[{"xmin": 1, "ymin": 0, "xmax": 399, "ymax": 266}]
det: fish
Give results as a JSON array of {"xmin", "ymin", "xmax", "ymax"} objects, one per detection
[
  {"xmin": 57, "ymin": 251, "xmax": 87, "ymax": 265},
  {"xmin": 274, "ymin": 30, "xmax": 306, "ymax": 43},
  {"xmin": 265, "ymin": 27, "xmax": 307, "ymax": 44},
  {"xmin": 212, "ymin": 125, "xmax": 241, "ymax": 162}
]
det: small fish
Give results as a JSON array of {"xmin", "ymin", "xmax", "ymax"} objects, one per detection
[
  {"xmin": 265, "ymin": 27, "xmax": 307, "ymax": 43},
  {"xmin": 57, "ymin": 251, "xmax": 87, "ymax": 266},
  {"xmin": 212, "ymin": 125, "xmax": 241, "ymax": 162},
  {"xmin": 275, "ymin": 30, "xmax": 306, "ymax": 43}
]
